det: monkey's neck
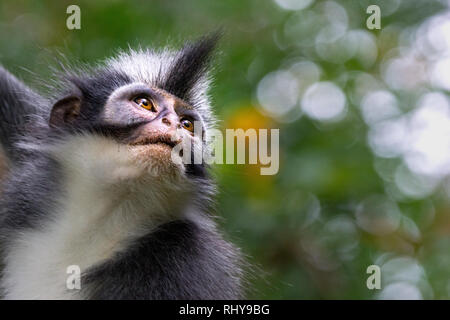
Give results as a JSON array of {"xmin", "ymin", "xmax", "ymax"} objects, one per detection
[
  {"xmin": 54, "ymin": 163, "xmax": 189, "ymax": 265},
  {"xmin": 52, "ymin": 134, "xmax": 191, "ymax": 242}
]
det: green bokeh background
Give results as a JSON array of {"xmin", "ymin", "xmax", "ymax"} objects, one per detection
[{"xmin": 1, "ymin": 0, "xmax": 450, "ymax": 299}]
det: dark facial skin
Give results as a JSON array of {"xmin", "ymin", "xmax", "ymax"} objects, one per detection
[
  {"xmin": 49, "ymin": 83, "xmax": 205, "ymax": 150},
  {"xmin": 102, "ymin": 84, "xmax": 202, "ymax": 148}
]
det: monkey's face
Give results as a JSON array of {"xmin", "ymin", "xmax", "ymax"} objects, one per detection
[
  {"xmin": 48, "ymin": 35, "xmax": 219, "ymax": 182},
  {"xmin": 49, "ymin": 81, "xmax": 206, "ymax": 180},
  {"xmin": 103, "ymin": 83, "xmax": 204, "ymax": 168}
]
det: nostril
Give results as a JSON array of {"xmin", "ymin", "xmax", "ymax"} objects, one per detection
[{"xmin": 162, "ymin": 117, "xmax": 171, "ymax": 126}]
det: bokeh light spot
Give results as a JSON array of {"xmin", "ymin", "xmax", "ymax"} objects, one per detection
[{"xmin": 301, "ymin": 81, "xmax": 346, "ymax": 121}]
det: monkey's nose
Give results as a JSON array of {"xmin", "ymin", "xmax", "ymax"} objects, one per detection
[{"xmin": 161, "ymin": 113, "xmax": 180, "ymax": 129}]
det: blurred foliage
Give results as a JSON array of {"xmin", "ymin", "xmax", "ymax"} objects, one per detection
[{"xmin": 2, "ymin": 0, "xmax": 450, "ymax": 299}]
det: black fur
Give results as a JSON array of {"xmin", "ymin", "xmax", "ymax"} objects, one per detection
[
  {"xmin": 0, "ymin": 66, "xmax": 47, "ymax": 162},
  {"xmin": 159, "ymin": 33, "xmax": 220, "ymax": 105},
  {"xmin": 84, "ymin": 220, "xmax": 242, "ymax": 299},
  {"xmin": 67, "ymin": 70, "xmax": 132, "ymax": 120}
]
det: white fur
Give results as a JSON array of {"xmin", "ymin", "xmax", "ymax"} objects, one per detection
[{"xmin": 3, "ymin": 135, "xmax": 191, "ymax": 299}]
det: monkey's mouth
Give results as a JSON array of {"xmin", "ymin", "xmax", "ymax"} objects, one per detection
[{"xmin": 129, "ymin": 134, "xmax": 179, "ymax": 149}]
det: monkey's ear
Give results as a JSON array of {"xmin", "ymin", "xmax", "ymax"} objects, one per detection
[{"xmin": 49, "ymin": 96, "xmax": 81, "ymax": 128}]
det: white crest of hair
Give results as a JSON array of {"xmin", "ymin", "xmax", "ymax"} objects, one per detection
[{"xmin": 2, "ymin": 134, "xmax": 194, "ymax": 300}]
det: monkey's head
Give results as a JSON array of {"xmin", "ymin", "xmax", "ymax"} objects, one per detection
[{"xmin": 43, "ymin": 35, "xmax": 219, "ymax": 186}]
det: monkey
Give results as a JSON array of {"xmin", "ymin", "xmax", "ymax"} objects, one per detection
[{"xmin": 0, "ymin": 34, "xmax": 245, "ymax": 299}]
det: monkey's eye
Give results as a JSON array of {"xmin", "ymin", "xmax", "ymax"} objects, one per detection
[
  {"xmin": 180, "ymin": 118, "xmax": 194, "ymax": 132},
  {"xmin": 133, "ymin": 97, "xmax": 156, "ymax": 112}
]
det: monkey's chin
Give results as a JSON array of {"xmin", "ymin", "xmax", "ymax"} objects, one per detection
[{"xmin": 129, "ymin": 143, "xmax": 184, "ymax": 178}]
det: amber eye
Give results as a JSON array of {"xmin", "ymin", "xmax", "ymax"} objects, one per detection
[
  {"xmin": 134, "ymin": 97, "xmax": 155, "ymax": 111},
  {"xmin": 181, "ymin": 118, "xmax": 194, "ymax": 132}
]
